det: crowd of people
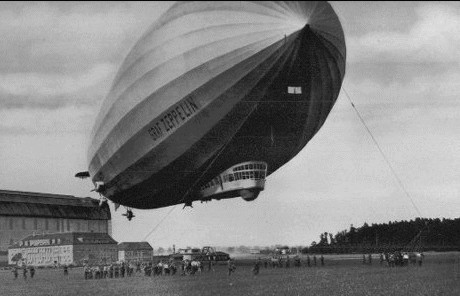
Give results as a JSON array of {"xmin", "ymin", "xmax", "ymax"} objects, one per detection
[
  {"xmin": 9, "ymin": 251, "xmax": 425, "ymax": 281},
  {"xmin": 360, "ymin": 251, "xmax": 424, "ymax": 267},
  {"xmin": 249, "ymin": 254, "xmax": 326, "ymax": 276},
  {"xmin": 83, "ymin": 262, "xmax": 138, "ymax": 279},
  {"xmin": 381, "ymin": 251, "xmax": 424, "ymax": 267},
  {"xmin": 82, "ymin": 259, "xmax": 207, "ymax": 280},
  {"xmin": 259, "ymin": 254, "xmax": 324, "ymax": 269},
  {"xmin": 11, "ymin": 265, "xmax": 35, "ymax": 280},
  {"xmin": 9, "ymin": 255, "xmax": 322, "ymax": 280},
  {"xmin": 80, "ymin": 258, "xmax": 241, "ymax": 279}
]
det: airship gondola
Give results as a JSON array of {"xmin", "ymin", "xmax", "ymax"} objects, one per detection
[{"xmin": 83, "ymin": 1, "xmax": 346, "ymax": 210}]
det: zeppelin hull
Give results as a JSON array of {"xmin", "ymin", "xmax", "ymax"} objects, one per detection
[{"xmin": 88, "ymin": 1, "xmax": 346, "ymax": 209}]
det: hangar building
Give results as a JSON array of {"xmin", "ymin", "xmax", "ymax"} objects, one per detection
[{"xmin": 0, "ymin": 189, "xmax": 111, "ymax": 265}]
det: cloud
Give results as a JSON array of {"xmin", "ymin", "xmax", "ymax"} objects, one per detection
[
  {"xmin": 0, "ymin": 2, "xmax": 172, "ymax": 67},
  {"xmin": 0, "ymin": 1, "xmax": 173, "ymax": 124},
  {"xmin": 347, "ymin": 3, "xmax": 460, "ymax": 64},
  {"xmin": 0, "ymin": 63, "xmax": 115, "ymax": 98},
  {"xmin": 0, "ymin": 105, "xmax": 96, "ymax": 134},
  {"xmin": 344, "ymin": 69, "xmax": 460, "ymax": 131},
  {"xmin": 348, "ymin": 69, "xmax": 460, "ymax": 106}
]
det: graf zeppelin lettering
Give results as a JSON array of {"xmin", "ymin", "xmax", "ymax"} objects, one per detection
[{"xmin": 148, "ymin": 97, "xmax": 200, "ymax": 142}]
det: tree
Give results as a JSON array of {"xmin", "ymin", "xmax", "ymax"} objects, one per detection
[
  {"xmin": 349, "ymin": 224, "xmax": 356, "ymax": 244},
  {"xmin": 308, "ymin": 218, "xmax": 460, "ymax": 253}
]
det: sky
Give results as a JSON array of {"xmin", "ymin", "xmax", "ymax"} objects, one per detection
[{"xmin": 0, "ymin": 1, "xmax": 459, "ymax": 250}]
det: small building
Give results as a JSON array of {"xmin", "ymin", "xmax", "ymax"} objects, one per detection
[
  {"xmin": 8, "ymin": 232, "xmax": 118, "ymax": 266},
  {"xmin": 118, "ymin": 242, "xmax": 153, "ymax": 263}
]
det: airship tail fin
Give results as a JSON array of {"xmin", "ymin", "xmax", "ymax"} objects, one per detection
[{"xmin": 75, "ymin": 171, "xmax": 90, "ymax": 179}]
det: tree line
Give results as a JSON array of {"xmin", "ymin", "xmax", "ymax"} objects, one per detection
[
  {"xmin": 153, "ymin": 218, "xmax": 460, "ymax": 255},
  {"xmin": 306, "ymin": 217, "xmax": 460, "ymax": 254}
]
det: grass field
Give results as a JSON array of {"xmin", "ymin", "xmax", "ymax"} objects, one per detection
[{"xmin": 1, "ymin": 252, "xmax": 459, "ymax": 296}]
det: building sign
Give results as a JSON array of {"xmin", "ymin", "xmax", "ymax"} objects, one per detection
[
  {"xmin": 28, "ymin": 239, "xmax": 50, "ymax": 247},
  {"xmin": 9, "ymin": 245, "xmax": 73, "ymax": 266}
]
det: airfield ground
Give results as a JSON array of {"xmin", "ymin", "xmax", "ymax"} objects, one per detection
[{"xmin": 1, "ymin": 252, "xmax": 459, "ymax": 296}]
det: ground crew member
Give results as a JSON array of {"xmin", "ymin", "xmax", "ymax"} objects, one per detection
[
  {"xmin": 313, "ymin": 255, "xmax": 317, "ymax": 266},
  {"xmin": 227, "ymin": 259, "xmax": 236, "ymax": 276},
  {"xmin": 252, "ymin": 260, "xmax": 260, "ymax": 275},
  {"xmin": 120, "ymin": 263, "xmax": 125, "ymax": 277},
  {"xmin": 180, "ymin": 260, "xmax": 186, "ymax": 276},
  {"xmin": 29, "ymin": 266, "xmax": 35, "ymax": 278},
  {"xmin": 114, "ymin": 265, "xmax": 119, "ymax": 278},
  {"xmin": 12, "ymin": 267, "xmax": 18, "ymax": 279},
  {"xmin": 294, "ymin": 256, "xmax": 301, "ymax": 267},
  {"xmin": 64, "ymin": 265, "xmax": 69, "ymax": 276},
  {"xmin": 22, "ymin": 266, "xmax": 28, "ymax": 280},
  {"xmin": 416, "ymin": 252, "xmax": 424, "ymax": 266},
  {"xmin": 95, "ymin": 266, "xmax": 100, "ymax": 279}
]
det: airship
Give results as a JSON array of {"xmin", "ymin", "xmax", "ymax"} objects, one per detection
[{"xmin": 78, "ymin": 1, "xmax": 346, "ymax": 211}]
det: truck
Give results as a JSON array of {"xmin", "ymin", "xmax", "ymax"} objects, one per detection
[{"xmin": 170, "ymin": 246, "xmax": 230, "ymax": 262}]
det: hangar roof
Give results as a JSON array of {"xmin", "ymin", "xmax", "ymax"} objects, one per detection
[{"xmin": 0, "ymin": 190, "xmax": 110, "ymax": 220}]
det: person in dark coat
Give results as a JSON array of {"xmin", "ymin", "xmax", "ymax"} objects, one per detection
[
  {"xmin": 252, "ymin": 260, "xmax": 260, "ymax": 275},
  {"xmin": 114, "ymin": 265, "xmax": 119, "ymax": 278},
  {"xmin": 227, "ymin": 259, "xmax": 236, "ymax": 276},
  {"xmin": 22, "ymin": 266, "xmax": 28, "ymax": 280},
  {"xmin": 12, "ymin": 267, "xmax": 18, "ymax": 279},
  {"xmin": 29, "ymin": 266, "xmax": 35, "ymax": 278},
  {"xmin": 120, "ymin": 263, "xmax": 125, "ymax": 277}
]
